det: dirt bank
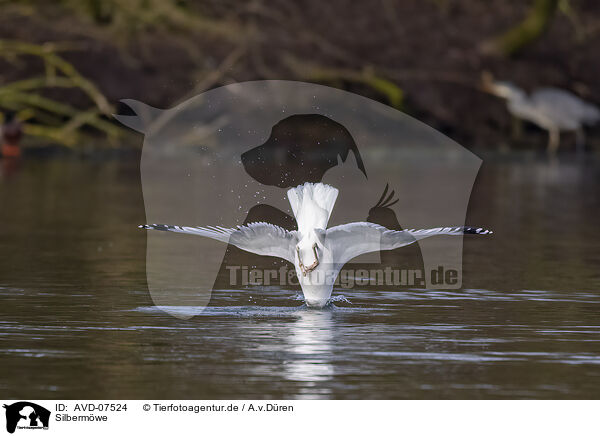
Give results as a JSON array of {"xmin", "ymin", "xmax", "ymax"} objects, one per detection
[{"xmin": 1, "ymin": 0, "xmax": 599, "ymax": 150}]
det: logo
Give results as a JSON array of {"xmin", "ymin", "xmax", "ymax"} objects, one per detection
[
  {"xmin": 117, "ymin": 81, "xmax": 482, "ymax": 318},
  {"xmin": 3, "ymin": 402, "xmax": 50, "ymax": 434}
]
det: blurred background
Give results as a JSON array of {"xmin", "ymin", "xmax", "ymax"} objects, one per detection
[
  {"xmin": 0, "ymin": 0, "xmax": 599, "ymax": 153},
  {"xmin": 1, "ymin": 1, "xmax": 600, "ymax": 399}
]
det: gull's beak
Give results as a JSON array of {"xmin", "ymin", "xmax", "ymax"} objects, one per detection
[
  {"xmin": 479, "ymin": 71, "xmax": 499, "ymax": 95},
  {"xmin": 296, "ymin": 243, "xmax": 320, "ymax": 276}
]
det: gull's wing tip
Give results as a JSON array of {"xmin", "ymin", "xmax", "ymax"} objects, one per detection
[
  {"xmin": 468, "ymin": 227, "xmax": 493, "ymax": 235},
  {"xmin": 139, "ymin": 224, "xmax": 169, "ymax": 230}
]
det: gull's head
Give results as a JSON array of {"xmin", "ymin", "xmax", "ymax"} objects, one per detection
[
  {"xmin": 481, "ymin": 72, "xmax": 525, "ymax": 101},
  {"xmin": 484, "ymin": 80, "xmax": 525, "ymax": 101},
  {"xmin": 295, "ymin": 229, "xmax": 326, "ymax": 276}
]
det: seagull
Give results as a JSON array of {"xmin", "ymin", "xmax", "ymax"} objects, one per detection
[
  {"xmin": 140, "ymin": 182, "xmax": 492, "ymax": 308},
  {"xmin": 483, "ymin": 77, "xmax": 600, "ymax": 153}
]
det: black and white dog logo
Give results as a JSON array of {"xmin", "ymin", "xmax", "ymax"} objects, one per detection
[{"xmin": 3, "ymin": 402, "xmax": 50, "ymax": 434}]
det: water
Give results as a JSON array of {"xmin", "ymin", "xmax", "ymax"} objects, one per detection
[{"xmin": 1, "ymin": 155, "xmax": 599, "ymax": 399}]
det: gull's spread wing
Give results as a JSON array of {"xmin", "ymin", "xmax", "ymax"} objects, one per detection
[
  {"xmin": 326, "ymin": 222, "xmax": 492, "ymax": 265},
  {"xmin": 140, "ymin": 222, "xmax": 298, "ymax": 263}
]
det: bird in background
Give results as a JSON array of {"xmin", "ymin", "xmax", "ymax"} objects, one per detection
[
  {"xmin": 482, "ymin": 73, "xmax": 600, "ymax": 154},
  {"xmin": 140, "ymin": 183, "xmax": 492, "ymax": 308},
  {"xmin": 1, "ymin": 112, "xmax": 23, "ymax": 158}
]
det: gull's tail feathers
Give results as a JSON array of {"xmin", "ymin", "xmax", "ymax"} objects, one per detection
[{"xmin": 287, "ymin": 183, "xmax": 339, "ymax": 234}]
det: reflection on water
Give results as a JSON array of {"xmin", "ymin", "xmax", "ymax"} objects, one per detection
[
  {"xmin": 0, "ymin": 155, "xmax": 599, "ymax": 399},
  {"xmin": 284, "ymin": 310, "xmax": 334, "ymax": 397}
]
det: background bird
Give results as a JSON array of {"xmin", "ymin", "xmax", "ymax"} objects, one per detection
[
  {"xmin": 482, "ymin": 74, "xmax": 600, "ymax": 154},
  {"xmin": 1, "ymin": 112, "xmax": 23, "ymax": 158},
  {"xmin": 140, "ymin": 183, "xmax": 492, "ymax": 308}
]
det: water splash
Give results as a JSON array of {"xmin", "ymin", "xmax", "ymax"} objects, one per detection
[{"xmin": 328, "ymin": 295, "xmax": 352, "ymax": 304}]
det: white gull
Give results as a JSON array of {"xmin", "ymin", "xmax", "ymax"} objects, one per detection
[{"xmin": 140, "ymin": 182, "xmax": 492, "ymax": 308}]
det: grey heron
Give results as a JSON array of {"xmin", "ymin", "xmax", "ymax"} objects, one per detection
[{"xmin": 483, "ymin": 77, "xmax": 599, "ymax": 153}]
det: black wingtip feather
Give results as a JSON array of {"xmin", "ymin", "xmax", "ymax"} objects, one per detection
[
  {"xmin": 139, "ymin": 224, "xmax": 176, "ymax": 231},
  {"xmin": 463, "ymin": 226, "xmax": 493, "ymax": 235}
]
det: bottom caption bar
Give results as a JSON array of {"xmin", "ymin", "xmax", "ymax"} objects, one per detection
[{"xmin": 0, "ymin": 400, "xmax": 597, "ymax": 435}]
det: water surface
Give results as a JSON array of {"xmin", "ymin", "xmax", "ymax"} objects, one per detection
[{"xmin": 1, "ymin": 155, "xmax": 599, "ymax": 399}]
